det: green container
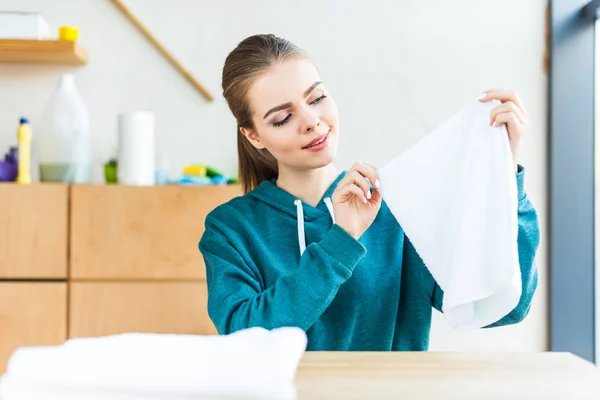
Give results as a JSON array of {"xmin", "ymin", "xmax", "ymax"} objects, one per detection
[
  {"xmin": 39, "ymin": 163, "xmax": 91, "ymax": 183},
  {"xmin": 104, "ymin": 160, "xmax": 118, "ymax": 184}
]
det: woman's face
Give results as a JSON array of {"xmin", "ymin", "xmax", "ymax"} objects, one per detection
[{"xmin": 241, "ymin": 58, "xmax": 339, "ymax": 172}]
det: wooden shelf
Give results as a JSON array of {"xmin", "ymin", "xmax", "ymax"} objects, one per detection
[{"xmin": 0, "ymin": 39, "xmax": 87, "ymax": 65}]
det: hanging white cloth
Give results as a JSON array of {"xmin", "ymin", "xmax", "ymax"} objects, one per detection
[{"xmin": 378, "ymin": 99, "xmax": 521, "ymax": 329}]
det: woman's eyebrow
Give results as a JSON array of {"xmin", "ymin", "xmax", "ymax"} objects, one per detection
[{"xmin": 263, "ymin": 81, "xmax": 323, "ymax": 119}]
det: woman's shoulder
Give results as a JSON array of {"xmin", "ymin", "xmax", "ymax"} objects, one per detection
[
  {"xmin": 199, "ymin": 191, "xmax": 257, "ymax": 250},
  {"xmin": 200, "ymin": 184, "xmax": 278, "ymax": 255},
  {"xmin": 204, "ymin": 190, "xmax": 257, "ymax": 226},
  {"xmin": 205, "ymin": 179, "xmax": 281, "ymax": 225}
]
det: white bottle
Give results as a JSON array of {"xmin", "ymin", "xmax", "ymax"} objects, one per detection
[{"xmin": 36, "ymin": 73, "xmax": 93, "ymax": 183}]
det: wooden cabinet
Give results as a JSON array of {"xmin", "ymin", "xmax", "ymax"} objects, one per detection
[
  {"xmin": 68, "ymin": 184, "xmax": 240, "ymax": 338},
  {"xmin": 0, "ymin": 184, "xmax": 68, "ymax": 278},
  {"xmin": 0, "ymin": 183, "xmax": 237, "ymax": 370},
  {"xmin": 0, "ymin": 283, "xmax": 67, "ymax": 373},
  {"xmin": 70, "ymin": 184, "xmax": 242, "ymax": 279},
  {"xmin": 69, "ymin": 282, "xmax": 216, "ymax": 337}
]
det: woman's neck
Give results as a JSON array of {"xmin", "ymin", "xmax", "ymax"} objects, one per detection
[{"xmin": 276, "ymin": 163, "xmax": 339, "ymax": 207}]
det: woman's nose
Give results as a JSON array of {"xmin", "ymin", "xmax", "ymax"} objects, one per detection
[{"xmin": 301, "ymin": 109, "xmax": 320, "ymax": 133}]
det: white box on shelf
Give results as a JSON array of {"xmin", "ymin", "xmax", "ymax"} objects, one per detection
[{"xmin": 0, "ymin": 11, "xmax": 50, "ymax": 40}]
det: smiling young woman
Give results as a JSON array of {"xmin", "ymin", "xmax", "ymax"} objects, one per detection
[{"xmin": 198, "ymin": 34, "xmax": 541, "ymax": 351}]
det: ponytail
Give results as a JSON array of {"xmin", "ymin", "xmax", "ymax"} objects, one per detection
[{"xmin": 237, "ymin": 127, "xmax": 278, "ymax": 193}]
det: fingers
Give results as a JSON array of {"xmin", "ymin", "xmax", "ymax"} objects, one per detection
[
  {"xmin": 334, "ymin": 181, "xmax": 383, "ymax": 206},
  {"xmin": 478, "ymin": 89, "xmax": 528, "ymax": 118},
  {"xmin": 351, "ymin": 161, "xmax": 381, "ymax": 189},
  {"xmin": 369, "ymin": 185, "xmax": 383, "ymax": 206},
  {"xmin": 338, "ymin": 183, "xmax": 369, "ymax": 204},
  {"xmin": 489, "ymin": 101, "xmax": 528, "ymax": 126},
  {"xmin": 492, "ymin": 111, "xmax": 523, "ymax": 133},
  {"xmin": 347, "ymin": 171, "xmax": 372, "ymax": 199},
  {"xmin": 332, "ymin": 161, "xmax": 383, "ymax": 206}
]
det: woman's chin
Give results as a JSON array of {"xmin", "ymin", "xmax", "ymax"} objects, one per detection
[
  {"xmin": 306, "ymin": 146, "xmax": 337, "ymax": 168},
  {"xmin": 278, "ymin": 144, "xmax": 338, "ymax": 171}
]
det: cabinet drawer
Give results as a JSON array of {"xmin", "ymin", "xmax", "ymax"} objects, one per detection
[
  {"xmin": 0, "ymin": 283, "xmax": 67, "ymax": 373},
  {"xmin": 0, "ymin": 184, "xmax": 68, "ymax": 278},
  {"xmin": 69, "ymin": 282, "xmax": 216, "ymax": 337},
  {"xmin": 70, "ymin": 185, "xmax": 241, "ymax": 279}
]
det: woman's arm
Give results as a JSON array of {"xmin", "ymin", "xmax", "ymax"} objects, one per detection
[
  {"xmin": 411, "ymin": 165, "xmax": 541, "ymax": 326},
  {"xmin": 199, "ymin": 217, "xmax": 366, "ymax": 334}
]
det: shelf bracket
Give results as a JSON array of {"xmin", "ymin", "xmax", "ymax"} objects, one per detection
[{"xmin": 110, "ymin": 0, "xmax": 214, "ymax": 102}]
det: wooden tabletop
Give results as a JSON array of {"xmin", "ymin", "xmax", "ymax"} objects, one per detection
[
  {"xmin": 294, "ymin": 352, "xmax": 600, "ymax": 399},
  {"xmin": 1, "ymin": 351, "xmax": 598, "ymax": 400}
]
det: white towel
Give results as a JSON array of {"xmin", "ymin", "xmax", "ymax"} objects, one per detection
[
  {"xmin": 0, "ymin": 327, "xmax": 307, "ymax": 400},
  {"xmin": 378, "ymin": 99, "xmax": 521, "ymax": 330}
]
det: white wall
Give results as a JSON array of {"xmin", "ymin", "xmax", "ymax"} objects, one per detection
[{"xmin": 0, "ymin": 0, "xmax": 549, "ymax": 351}]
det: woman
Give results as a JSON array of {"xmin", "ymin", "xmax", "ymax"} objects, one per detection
[{"xmin": 199, "ymin": 34, "xmax": 540, "ymax": 351}]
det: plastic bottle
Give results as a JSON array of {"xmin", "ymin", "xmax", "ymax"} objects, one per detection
[
  {"xmin": 36, "ymin": 73, "xmax": 93, "ymax": 183},
  {"xmin": 16, "ymin": 118, "xmax": 32, "ymax": 184}
]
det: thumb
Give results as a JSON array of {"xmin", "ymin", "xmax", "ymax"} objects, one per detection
[{"xmin": 369, "ymin": 187, "xmax": 383, "ymax": 207}]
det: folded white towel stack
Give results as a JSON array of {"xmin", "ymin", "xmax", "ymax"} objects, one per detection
[
  {"xmin": 378, "ymin": 99, "xmax": 521, "ymax": 329},
  {"xmin": 0, "ymin": 327, "xmax": 307, "ymax": 400}
]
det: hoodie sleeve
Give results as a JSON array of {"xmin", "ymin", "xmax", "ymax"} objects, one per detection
[
  {"xmin": 199, "ymin": 215, "xmax": 367, "ymax": 334},
  {"xmin": 411, "ymin": 165, "xmax": 541, "ymax": 327}
]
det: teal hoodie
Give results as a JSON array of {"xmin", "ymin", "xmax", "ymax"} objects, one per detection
[{"xmin": 199, "ymin": 166, "xmax": 540, "ymax": 351}]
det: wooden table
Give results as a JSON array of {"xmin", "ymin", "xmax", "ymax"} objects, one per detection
[
  {"xmin": 1, "ymin": 351, "xmax": 598, "ymax": 400},
  {"xmin": 294, "ymin": 352, "xmax": 600, "ymax": 399}
]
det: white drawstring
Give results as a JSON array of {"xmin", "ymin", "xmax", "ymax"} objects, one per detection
[
  {"xmin": 323, "ymin": 197, "xmax": 336, "ymax": 224},
  {"xmin": 295, "ymin": 197, "xmax": 336, "ymax": 256},
  {"xmin": 294, "ymin": 200, "xmax": 307, "ymax": 256}
]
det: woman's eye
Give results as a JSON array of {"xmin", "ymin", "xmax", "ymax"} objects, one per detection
[
  {"xmin": 273, "ymin": 114, "xmax": 292, "ymax": 127},
  {"xmin": 310, "ymin": 94, "xmax": 327, "ymax": 105},
  {"xmin": 272, "ymin": 93, "xmax": 326, "ymax": 127}
]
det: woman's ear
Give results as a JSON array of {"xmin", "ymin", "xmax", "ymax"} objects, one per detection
[{"xmin": 240, "ymin": 127, "xmax": 266, "ymax": 150}]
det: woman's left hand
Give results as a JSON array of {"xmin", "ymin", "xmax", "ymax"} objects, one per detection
[{"xmin": 478, "ymin": 89, "xmax": 529, "ymax": 172}]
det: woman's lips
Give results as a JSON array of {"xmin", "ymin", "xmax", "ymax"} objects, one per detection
[{"xmin": 303, "ymin": 130, "xmax": 330, "ymax": 150}]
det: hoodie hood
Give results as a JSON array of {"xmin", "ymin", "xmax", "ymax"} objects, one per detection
[
  {"xmin": 248, "ymin": 172, "xmax": 346, "ymax": 222},
  {"xmin": 248, "ymin": 172, "xmax": 346, "ymax": 256}
]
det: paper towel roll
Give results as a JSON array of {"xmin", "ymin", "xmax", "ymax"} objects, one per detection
[{"xmin": 118, "ymin": 112, "xmax": 155, "ymax": 186}]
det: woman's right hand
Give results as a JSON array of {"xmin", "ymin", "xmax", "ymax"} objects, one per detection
[{"xmin": 331, "ymin": 162, "xmax": 382, "ymax": 240}]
